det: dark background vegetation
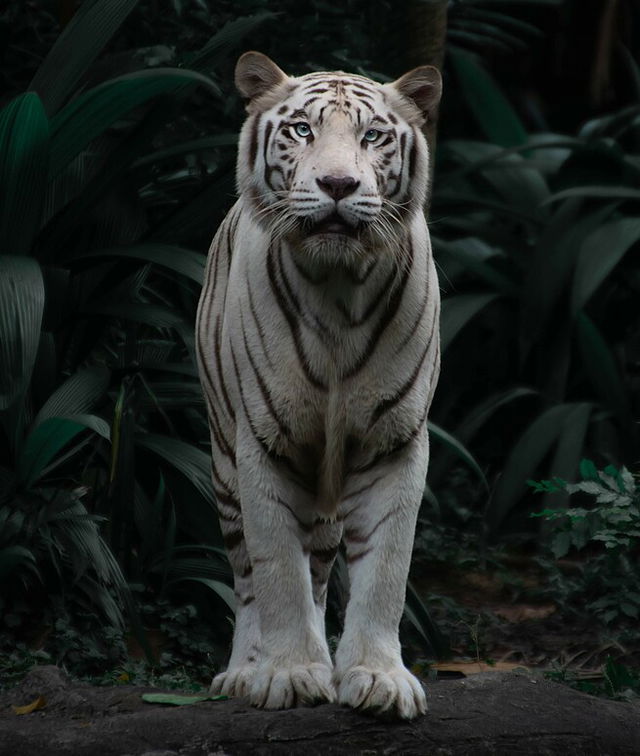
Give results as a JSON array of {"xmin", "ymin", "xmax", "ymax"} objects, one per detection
[{"xmin": 1, "ymin": 0, "xmax": 639, "ymax": 693}]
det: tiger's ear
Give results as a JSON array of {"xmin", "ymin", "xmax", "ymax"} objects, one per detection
[
  {"xmin": 391, "ymin": 65, "xmax": 442, "ymax": 123},
  {"xmin": 235, "ymin": 52, "xmax": 287, "ymax": 104}
]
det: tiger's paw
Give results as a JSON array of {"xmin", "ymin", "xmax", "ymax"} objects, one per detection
[
  {"xmin": 249, "ymin": 662, "xmax": 335, "ymax": 709},
  {"xmin": 210, "ymin": 664, "xmax": 257, "ymax": 698},
  {"xmin": 335, "ymin": 665, "xmax": 427, "ymax": 720}
]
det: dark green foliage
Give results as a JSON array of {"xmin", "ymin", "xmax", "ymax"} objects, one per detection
[
  {"xmin": 430, "ymin": 98, "xmax": 640, "ymax": 534},
  {"xmin": 1, "ymin": 0, "xmax": 639, "ymax": 685},
  {"xmin": 0, "ymin": 0, "xmax": 259, "ymax": 671},
  {"xmin": 547, "ymin": 656, "xmax": 640, "ymax": 701},
  {"xmin": 530, "ymin": 461, "xmax": 640, "ymax": 627}
]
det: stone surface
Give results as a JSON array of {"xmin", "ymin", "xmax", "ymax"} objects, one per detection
[{"xmin": 1, "ymin": 665, "xmax": 639, "ymax": 755}]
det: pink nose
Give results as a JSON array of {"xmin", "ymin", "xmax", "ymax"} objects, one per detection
[{"xmin": 316, "ymin": 175, "xmax": 360, "ymax": 201}]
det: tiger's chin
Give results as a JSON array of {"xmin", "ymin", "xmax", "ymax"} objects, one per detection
[{"xmin": 297, "ymin": 233, "xmax": 367, "ymax": 268}]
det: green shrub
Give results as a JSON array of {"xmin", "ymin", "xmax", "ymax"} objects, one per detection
[{"xmin": 530, "ymin": 460, "xmax": 640, "ymax": 627}]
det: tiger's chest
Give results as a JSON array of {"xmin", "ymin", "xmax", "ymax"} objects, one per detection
[{"xmin": 219, "ymin": 232, "xmax": 435, "ymax": 460}]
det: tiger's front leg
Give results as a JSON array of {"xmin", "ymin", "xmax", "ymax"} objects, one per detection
[
  {"xmin": 334, "ymin": 433, "xmax": 430, "ymax": 719},
  {"xmin": 236, "ymin": 421, "xmax": 336, "ymax": 709}
]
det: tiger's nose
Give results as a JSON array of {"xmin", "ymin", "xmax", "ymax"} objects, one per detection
[{"xmin": 316, "ymin": 175, "xmax": 360, "ymax": 201}]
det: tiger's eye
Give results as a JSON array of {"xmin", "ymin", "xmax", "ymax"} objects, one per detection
[
  {"xmin": 364, "ymin": 128, "xmax": 381, "ymax": 143},
  {"xmin": 294, "ymin": 122, "xmax": 312, "ymax": 138}
]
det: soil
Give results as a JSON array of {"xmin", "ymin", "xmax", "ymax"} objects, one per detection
[
  {"xmin": 413, "ymin": 558, "xmax": 640, "ymax": 671},
  {"xmin": 2, "ymin": 665, "xmax": 639, "ymax": 755}
]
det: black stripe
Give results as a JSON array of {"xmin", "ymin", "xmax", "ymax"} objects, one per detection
[
  {"xmin": 351, "ymin": 401, "xmax": 429, "ymax": 475},
  {"xmin": 266, "ymin": 245, "xmax": 327, "ymax": 390},
  {"xmin": 214, "ymin": 316, "xmax": 235, "ymax": 421},
  {"xmin": 240, "ymin": 311, "xmax": 291, "ymax": 441},
  {"xmin": 310, "ymin": 545, "xmax": 339, "ymax": 563},
  {"xmin": 248, "ymin": 115, "xmax": 260, "ymax": 171},
  {"xmin": 346, "ymin": 546, "xmax": 373, "ymax": 564},
  {"xmin": 341, "ymin": 475, "xmax": 383, "ymax": 506},
  {"xmin": 337, "ymin": 265, "xmax": 396, "ymax": 327},
  {"xmin": 246, "ymin": 277, "xmax": 275, "ymax": 369},
  {"xmin": 368, "ymin": 321, "xmax": 436, "ymax": 429},
  {"xmin": 262, "ymin": 120, "xmax": 274, "ymax": 190},
  {"xmin": 343, "ymin": 242, "xmax": 413, "ymax": 379},
  {"xmin": 408, "ymin": 129, "xmax": 418, "ymax": 180},
  {"xmin": 206, "ymin": 395, "xmax": 235, "ymax": 461},
  {"xmin": 344, "ymin": 508, "xmax": 395, "ymax": 544},
  {"xmin": 223, "ymin": 528, "xmax": 244, "ymax": 550}
]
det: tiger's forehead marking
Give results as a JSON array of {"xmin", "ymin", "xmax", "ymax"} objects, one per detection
[{"xmin": 277, "ymin": 72, "xmax": 388, "ymax": 122}]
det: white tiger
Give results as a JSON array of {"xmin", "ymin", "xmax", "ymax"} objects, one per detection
[{"xmin": 196, "ymin": 51, "xmax": 442, "ymax": 720}]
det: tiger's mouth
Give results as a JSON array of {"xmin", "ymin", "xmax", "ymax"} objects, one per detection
[{"xmin": 305, "ymin": 213, "xmax": 359, "ymax": 238}]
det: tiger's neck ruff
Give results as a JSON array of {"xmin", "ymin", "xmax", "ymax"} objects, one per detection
[{"xmin": 196, "ymin": 52, "xmax": 442, "ymax": 719}]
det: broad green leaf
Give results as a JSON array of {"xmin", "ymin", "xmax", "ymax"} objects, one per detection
[
  {"xmin": 85, "ymin": 301, "xmax": 190, "ymax": 331},
  {"xmin": 142, "ymin": 693, "xmax": 227, "ymax": 705},
  {"xmin": 133, "ymin": 134, "xmax": 238, "ymax": 168},
  {"xmin": 428, "ymin": 421, "xmax": 488, "ymax": 491},
  {"xmin": 434, "ymin": 190, "xmax": 543, "ymax": 224},
  {"xmin": 448, "ymin": 48, "xmax": 527, "ymax": 148},
  {"xmin": 434, "ymin": 238, "xmax": 517, "ymax": 296},
  {"xmin": 0, "ymin": 257, "xmax": 44, "ymax": 410},
  {"xmin": 182, "ymin": 12, "xmax": 277, "ymax": 73},
  {"xmin": 29, "ymin": 0, "xmax": 140, "ymax": 115},
  {"xmin": 42, "ymin": 93, "xmax": 191, "ymax": 255},
  {"xmin": 136, "ymin": 434, "xmax": 213, "ymax": 503},
  {"xmin": 49, "ymin": 69, "xmax": 219, "ymax": 177},
  {"xmin": 544, "ymin": 185, "xmax": 640, "ymax": 204},
  {"xmin": 0, "ymin": 93, "xmax": 50, "ymax": 255},
  {"xmin": 404, "ymin": 581, "xmax": 450, "ymax": 659},
  {"xmin": 544, "ymin": 403, "xmax": 592, "ymax": 509},
  {"xmin": 149, "ymin": 168, "xmax": 235, "ymax": 243},
  {"xmin": 468, "ymin": 0, "xmax": 562, "ymax": 4},
  {"xmin": 579, "ymin": 459, "xmax": 600, "ymax": 482},
  {"xmin": 579, "ymin": 105, "xmax": 640, "ymax": 139},
  {"xmin": 33, "ymin": 366, "xmax": 110, "ymax": 428},
  {"xmin": 620, "ymin": 45, "xmax": 640, "ymax": 99},
  {"xmin": 0, "ymin": 545, "xmax": 40, "ymax": 581},
  {"xmin": 486, "ymin": 403, "xmax": 588, "ymax": 532},
  {"xmin": 162, "ymin": 556, "xmax": 232, "ymax": 583},
  {"xmin": 428, "ymin": 388, "xmax": 537, "ymax": 488},
  {"xmin": 167, "ymin": 576, "xmax": 235, "ymax": 612},
  {"xmin": 440, "ymin": 293, "xmax": 499, "ymax": 351},
  {"xmin": 18, "ymin": 414, "xmax": 110, "ymax": 487},
  {"xmin": 576, "ymin": 313, "xmax": 632, "ymax": 425},
  {"xmin": 521, "ymin": 202, "xmax": 615, "ymax": 352},
  {"xmin": 74, "ymin": 244, "xmax": 206, "ymax": 285},
  {"xmin": 441, "ymin": 140, "xmax": 549, "ymax": 209},
  {"xmin": 455, "ymin": 388, "xmax": 537, "ymax": 444},
  {"xmin": 442, "ymin": 135, "xmax": 579, "ymax": 180},
  {"xmin": 572, "ymin": 218, "xmax": 640, "ymax": 314}
]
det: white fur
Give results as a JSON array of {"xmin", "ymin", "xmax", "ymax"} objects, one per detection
[{"xmin": 196, "ymin": 54, "xmax": 441, "ymax": 719}]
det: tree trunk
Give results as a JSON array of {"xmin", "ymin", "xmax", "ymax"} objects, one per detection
[{"xmin": 404, "ymin": 1, "xmax": 448, "ymax": 206}]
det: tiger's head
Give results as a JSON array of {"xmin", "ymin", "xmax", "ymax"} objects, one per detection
[{"xmin": 235, "ymin": 52, "xmax": 442, "ymax": 264}]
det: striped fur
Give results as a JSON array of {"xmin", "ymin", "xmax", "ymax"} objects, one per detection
[{"xmin": 196, "ymin": 52, "xmax": 442, "ymax": 719}]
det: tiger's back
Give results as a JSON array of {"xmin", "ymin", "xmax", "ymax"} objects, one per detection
[{"xmin": 196, "ymin": 52, "xmax": 441, "ymax": 719}]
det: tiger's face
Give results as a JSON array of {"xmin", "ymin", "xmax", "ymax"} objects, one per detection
[{"xmin": 235, "ymin": 53, "xmax": 442, "ymax": 263}]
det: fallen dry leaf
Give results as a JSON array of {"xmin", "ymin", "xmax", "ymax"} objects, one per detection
[
  {"xmin": 433, "ymin": 661, "xmax": 528, "ymax": 676},
  {"xmin": 12, "ymin": 695, "xmax": 46, "ymax": 715},
  {"xmin": 494, "ymin": 604, "xmax": 556, "ymax": 623}
]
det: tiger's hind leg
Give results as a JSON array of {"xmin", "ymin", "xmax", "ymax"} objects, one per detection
[{"xmin": 209, "ymin": 475, "xmax": 262, "ymax": 699}]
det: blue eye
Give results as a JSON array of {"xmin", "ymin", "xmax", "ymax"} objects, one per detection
[
  {"xmin": 294, "ymin": 122, "xmax": 312, "ymax": 138},
  {"xmin": 364, "ymin": 128, "xmax": 381, "ymax": 143}
]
